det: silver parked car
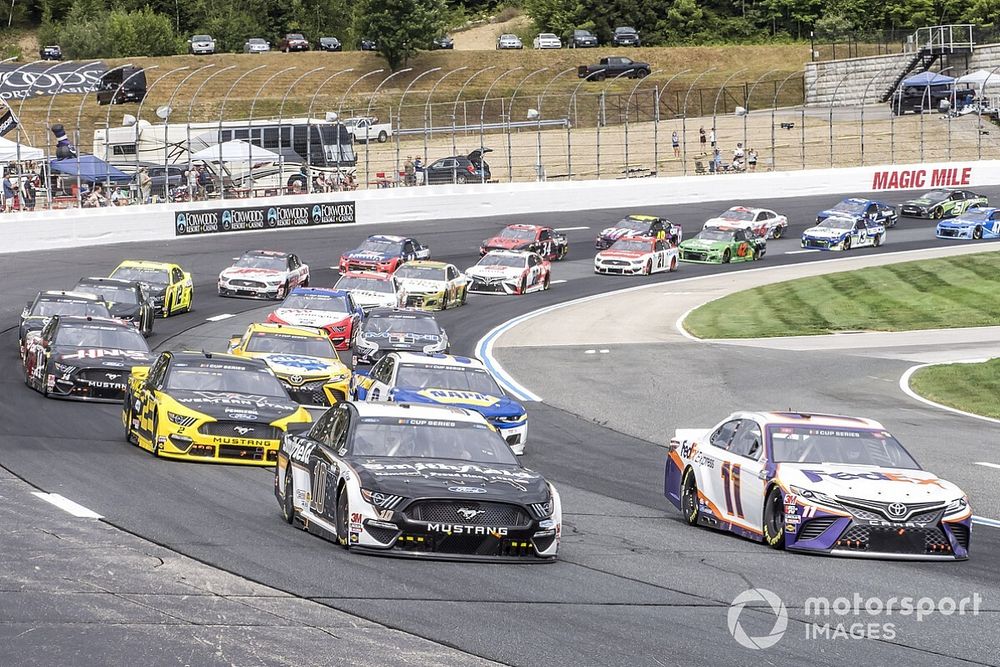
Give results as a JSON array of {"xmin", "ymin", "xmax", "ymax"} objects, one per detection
[
  {"xmin": 189, "ymin": 34, "xmax": 216, "ymax": 54},
  {"xmin": 244, "ymin": 38, "xmax": 271, "ymax": 54},
  {"xmin": 496, "ymin": 33, "xmax": 524, "ymax": 50}
]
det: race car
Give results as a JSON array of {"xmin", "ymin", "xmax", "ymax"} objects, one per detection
[
  {"xmin": 266, "ymin": 288, "xmax": 364, "ymax": 350},
  {"xmin": 74, "ymin": 277, "xmax": 155, "ymax": 337},
  {"xmin": 678, "ymin": 226, "xmax": 765, "ymax": 264},
  {"xmin": 109, "ymin": 260, "xmax": 193, "ymax": 317},
  {"xmin": 465, "ymin": 250, "xmax": 551, "ymax": 295},
  {"xmin": 352, "ymin": 352, "xmax": 528, "ymax": 454},
  {"xmin": 275, "ymin": 401, "xmax": 561, "ymax": 561},
  {"xmin": 122, "ymin": 351, "xmax": 311, "ymax": 465},
  {"xmin": 665, "ymin": 411, "xmax": 971, "ymax": 560},
  {"xmin": 334, "ymin": 271, "xmax": 403, "ymax": 311},
  {"xmin": 228, "ymin": 323, "xmax": 351, "ymax": 407},
  {"xmin": 352, "ymin": 308, "xmax": 449, "ymax": 366},
  {"xmin": 23, "ymin": 315, "xmax": 152, "ymax": 401},
  {"xmin": 900, "ymin": 189, "xmax": 988, "ymax": 219},
  {"xmin": 595, "ymin": 214, "xmax": 681, "ymax": 250},
  {"xmin": 480, "ymin": 224, "xmax": 568, "ymax": 261},
  {"xmin": 393, "ymin": 261, "xmax": 468, "ymax": 310},
  {"xmin": 816, "ymin": 197, "xmax": 897, "ymax": 228},
  {"xmin": 801, "ymin": 216, "xmax": 885, "ymax": 251},
  {"xmin": 594, "ymin": 236, "xmax": 678, "ymax": 275},
  {"xmin": 935, "ymin": 207, "xmax": 1000, "ymax": 240},
  {"xmin": 338, "ymin": 235, "xmax": 430, "ymax": 274},
  {"xmin": 703, "ymin": 207, "xmax": 788, "ymax": 239},
  {"xmin": 218, "ymin": 250, "xmax": 309, "ymax": 300},
  {"xmin": 19, "ymin": 291, "xmax": 111, "ymax": 358}
]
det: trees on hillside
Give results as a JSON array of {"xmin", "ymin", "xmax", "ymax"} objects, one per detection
[{"xmin": 353, "ymin": 0, "xmax": 449, "ymax": 70}]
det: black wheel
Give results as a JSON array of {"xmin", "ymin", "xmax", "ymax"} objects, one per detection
[
  {"xmin": 669, "ymin": 255, "xmax": 678, "ymax": 272},
  {"xmin": 762, "ymin": 487, "xmax": 786, "ymax": 549},
  {"xmin": 280, "ymin": 465, "xmax": 295, "ymax": 524},
  {"xmin": 644, "ymin": 258, "xmax": 653, "ymax": 275},
  {"xmin": 843, "ymin": 236, "xmax": 852, "ymax": 251},
  {"xmin": 455, "ymin": 173, "xmax": 467, "ymax": 184},
  {"xmin": 974, "ymin": 226, "xmax": 983, "ymax": 240},
  {"xmin": 162, "ymin": 295, "xmax": 171, "ymax": 318},
  {"xmin": 755, "ymin": 245, "xmax": 765, "ymax": 260},
  {"xmin": 543, "ymin": 273, "xmax": 551, "ymax": 290},
  {"xmin": 184, "ymin": 290, "xmax": 193, "ymax": 313},
  {"xmin": 460, "ymin": 286, "xmax": 468, "ymax": 305},
  {"xmin": 873, "ymin": 233, "xmax": 883, "ymax": 247},
  {"xmin": 933, "ymin": 206, "xmax": 944, "ymax": 219},
  {"xmin": 302, "ymin": 276, "xmax": 309, "ymax": 287},
  {"xmin": 772, "ymin": 225, "xmax": 784, "ymax": 239},
  {"xmin": 518, "ymin": 276, "xmax": 527, "ymax": 294},
  {"xmin": 377, "ymin": 130, "xmax": 388, "ymax": 143},
  {"xmin": 681, "ymin": 468, "xmax": 700, "ymax": 526},
  {"xmin": 722, "ymin": 248, "xmax": 731, "ymax": 263},
  {"xmin": 336, "ymin": 487, "xmax": 350, "ymax": 548},
  {"xmin": 151, "ymin": 411, "xmax": 161, "ymax": 457},
  {"xmin": 596, "ymin": 72, "xmax": 606, "ymax": 82},
  {"xmin": 124, "ymin": 400, "xmax": 138, "ymax": 445},
  {"xmin": 636, "ymin": 69, "xmax": 649, "ymax": 79},
  {"xmin": 277, "ymin": 281, "xmax": 289, "ymax": 299}
]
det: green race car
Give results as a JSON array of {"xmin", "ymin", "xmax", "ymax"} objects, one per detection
[
  {"xmin": 678, "ymin": 226, "xmax": 766, "ymax": 264},
  {"xmin": 900, "ymin": 189, "xmax": 988, "ymax": 219}
]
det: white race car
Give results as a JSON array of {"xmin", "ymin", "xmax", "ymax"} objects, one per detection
[
  {"xmin": 665, "ymin": 411, "xmax": 971, "ymax": 560},
  {"xmin": 465, "ymin": 250, "xmax": 551, "ymax": 295},
  {"xmin": 594, "ymin": 236, "xmax": 678, "ymax": 275},
  {"xmin": 703, "ymin": 206, "xmax": 788, "ymax": 239},
  {"xmin": 218, "ymin": 250, "xmax": 309, "ymax": 300},
  {"xmin": 801, "ymin": 215, "xmax": 886, "ymax": 251},
  {"xmin": 334, "ymin": 271, "xmax": 403, "ymax": 311}
]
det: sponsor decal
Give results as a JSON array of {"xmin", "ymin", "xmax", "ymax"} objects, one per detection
[
  {"xmin": 871, "ymin": 166, "xmax": 972, "ymax": 191},
  {"xmin": 799, "ymin": 470, "xmax": 943, "ymax": 487},
  {"xmin": 286, "ymin": 440, "xmax": 316, "ymax": 464},
  {"xmin": 416, "ymin": 388, "xmax": 500, "ymax": 407},
  {"xmin": 456, "ymin": 507, "xmax": 485, "ymax": 521},
  {"xmin": 61, "ymin": 348, "xmax": 148, "ymax": 360},
  {"xmin": 175, "ymin": 201, "xmax": 356, "ymax": 236},
  {"xmin": 449, "ymin": 486, "xmax": 487, "ymax": 494},
  {"xmin": 266, "ymin": 355, "xmax": 331, "ymax": 372},
  {"xmin": 426, "ymin": 523, "xmax": 509, "ymax": 537}
]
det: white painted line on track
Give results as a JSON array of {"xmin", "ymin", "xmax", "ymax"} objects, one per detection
[
  {"xmin": 551, "ymin": 279, "xmax": 568, "ymax": 284},
  {"xmin": 974, "ymin": 462, "xmax": 1000, "ymax": 470},
  {"xmin": 554, "ymin": 226, "xmax": 590, "ymax": 231},
  {"xmin": 785, "ymin": 249, "xmax": 821, "ymax": 254},
  {"xmin": 584, "ymin": 349, "xmax": 596, "ymax": 354},
  {"xmin": 898, "ymin": 359, "xmax": 1000, "ymax": 426},
  {"xmin": 206, "ymin": 313, "xmax": 236, "ymax": 322},
  {"xmin": 32, "ymin": 492, "xmax": 102, "ymax": 519}
]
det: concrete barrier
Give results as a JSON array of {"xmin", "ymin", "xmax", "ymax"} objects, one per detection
[{"xmin": 4, "ymin": 159, "xmax": 1000, "ymax": 254}]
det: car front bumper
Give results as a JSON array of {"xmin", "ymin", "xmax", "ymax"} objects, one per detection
[
  {"xmin": 936, "ymin": 226, "xmax": 975, "ymax": 239},
  {"xmin": 218, "ymin": 282, "xmax": 282, "ymax": 299},
  {"xmin": 595, "ymin": 260, "xmax": 646, "ymax": 274}
]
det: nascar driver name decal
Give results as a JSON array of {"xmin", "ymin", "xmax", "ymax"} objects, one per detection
[{"xmin": 417, "ymin": 389, "xmax": 500, "ymax": 407}]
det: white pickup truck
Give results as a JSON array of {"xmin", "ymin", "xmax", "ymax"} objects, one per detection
[{"xmin": 343, "ymin": 117, "xmax": 392, "ymax": 143}]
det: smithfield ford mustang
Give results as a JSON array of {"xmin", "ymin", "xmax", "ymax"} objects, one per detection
[
  {"xmin": 595, "ymin": 214, "xmax": 681, "ymax": 250},
  {"xmin": 594, "ymin": 236, "xmax": 679, "ymax": 275},
  {"xmin": 123, "ymin": 351, "xmax": 311, "ymax": 465},
  {"xmin": 900, "ymin": 189, "xmax": 988, "ymax": 219},
  {"xmin": 109, "ymin": 260, "xmax": 193, "ymax": 317},
  {"xmin": 665, "ymin": 411, "xmax": 971, "ymax": 560},
  {"xmin": 816, "ymin": 197, "xmax": 897, "ymax": 228},
  {"xmin": 275, "ymin": 401, "xmax": 561, "ymax": 561},
  {"xmin": 678, "ymin": 226, "xmax": 765, "ymax": 264},
  {"xmin": 352, "ymin": 352, "xmax": 528, "ymax": 454},
  {"xmin": 801, "ymin": 216, "xmax": 885, "ymax": 251},
  {"xmin": 935, "ymin": 206, "xmax": 1000, "ymax": 240},
  {"xmin": 218, "ymin": 250, "xmax": 309, "ymax": 300},
  {"xmin": 338, "ymin": 235, "xmax": 430, "ymax": 274}
]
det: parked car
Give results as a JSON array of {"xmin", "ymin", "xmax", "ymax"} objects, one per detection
[
  {"xmin": 95, "ymin": 66, "xmax": 146, "ymax": 105},
  {"xmin": 39, "ymin": 45, "xmax": 63, "ymax": 60},
  {"xmin": 571, "ymin": 29, "xmax": 598, "ymax": 48},
  {"xmin": 889, "ymin": 85, "xmax": 953, "ymax": 115},
  {"xmin": 612, "ymin": 26, "xmax": 641, "ymax": 47},
  {"xmin": 496, "ymin": 34, "xmax": 524, "ymax": 50},
  {"xmin": 360, "ymin": 38, "xmax": 378, "ymax": 51},
  {"xmin": 578, "ymin": 56, "xmax": 651, "ymax": 80},
  {"xmin": 280, "ymin": 33, "xmax": 309, "ymax": 52},
  {"xmin": 318, "ymin": 36, "xmax": 342, "ymax": 52},
  {"xmin": 131, "ymin": 163, "xmax": 186, "ymax": 199},
  {"xmin": 533, "ymin": 33, "xmax": 563, "ymax": 49},
  {"xmin": 244, "ymin": 38, "xmax": 271, "ymax": 54},
  {"xmin": 343, "ymin": 117, "xmax": 392, "ymax": 143},
  {"xmin": 432, "ymin": 35, "xmax": 454, "ymax": 49},
  {"xmin": 188, "ymin": 34, "xmax": 216, "ymax": 55},
  {"xmin": 425, "ymin": 150, "xmax": 492, "ymax": 185}
]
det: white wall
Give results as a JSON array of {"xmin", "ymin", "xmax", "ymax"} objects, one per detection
[{"xmin": 5, "ymin": 158, "xmax": 1000, "ymax": 254}]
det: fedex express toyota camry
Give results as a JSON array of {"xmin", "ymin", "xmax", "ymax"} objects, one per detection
[{"xmin": 665, "ymin": 411, "xmax": 971, "ymax": 560}]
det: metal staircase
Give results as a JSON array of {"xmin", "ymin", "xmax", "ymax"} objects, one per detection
[{"xmin": 879, "ymin": 25, "xmax": 975, "ymax": 102}]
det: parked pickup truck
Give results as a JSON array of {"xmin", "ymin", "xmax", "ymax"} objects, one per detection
[
  {"xmin": 578, "ymin": 56, "xmax": 651, "ymax": 80},
  {"xmin": 343, "ymin": 117, "xmax": 392, "ymax": 143}
]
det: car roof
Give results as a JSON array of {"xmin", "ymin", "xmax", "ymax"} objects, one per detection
[
  {"xmin": 39, "ymin": 290, "xmax": 102, "ymax": 301},
  {"xmin": 288, "ymin": 286, "xmax": 349, "ymax": 297},
  {"xmin": 725, "ymin": 206, "xmax": 764, "ymax": 214},
  {"xmin": 749, "ymin": 411, "xmax": 886, "ymax": 430},
  {"xmin": 366, "ymin": 307, "xmax": 435, "ymax": 318},
  {"xmin": 352, "ymin": 400, "xmax": 485, "ymax": 424},
  {"xmin": 53, "ymin": 315, "xmax": 134, "ymax": 329},
  {"xmin": 245, "ymin": 322, "xmax": 327, "ymax": 338},
  {"xmin": 115, "ymin": 260, "xmax": 178, "ymax": 270},
  {"xmin": 367, "ymin": 234, "xmax": 406, "ymax": 243},
  {"xmin": 77, "ymin": 277, "xmax": 136, "ymax": 288},
  {"xmin": 243, "ymin": 249, "xmax": 290, "ymax": 258},
  {"xmin": 482, "ymin": 249, "xmax": 532, "ymax": 258},
  {"xmin": 400, "ymin": 260, "xmax": 448, "ymax": 269},
  {"xmin": 390, "ymin": 351, "xmax": 486, "ymax": 369},
  {"xmin": 504, "ymin": 223, "xmax": 542, "ymax": 231},
  {"xmin": 624, "ymin": 214, "xmax": 659, "ymax": 221},
  {"xmin": 171, "ymin": 350, "xmax": 266, "ymax": 368}
]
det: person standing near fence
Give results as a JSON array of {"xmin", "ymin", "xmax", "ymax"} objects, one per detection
[
  {"xmin": 699, "ymin": 127, "xmax": 707, "ymax": 155},
  {"xmin": 748, "ymin": 148, "xmax": 758, "ymax": 172},
  {"xmin": 672, "ymin": 131, "xmax": 680, "ymax": 158},
  {"xmin": 138, "ymin": 167, "xmax": 152, "ymax": 203},
  {"xmin": 404, "ymin": 156, "xmax": 416, "ymax": 186},
  {"xmin": 21, "ymin": 175, "xmax": 36, "ymax": 211},
  {"xmin": 709, "ymin": 127, "xmax": 716, "ymax": 149},
  {"xmin": 2, "ymin": 171, "xmax": 14, "ymax": 212}
]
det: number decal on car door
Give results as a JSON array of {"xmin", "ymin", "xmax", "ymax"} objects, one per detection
[{"xmin": 721, "ymin": 461, "xmax": 744, "ymax": 518}]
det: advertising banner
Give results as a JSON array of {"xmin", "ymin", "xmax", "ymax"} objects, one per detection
[{"xmin": 174, "ymin": 200, "xmax": 356, "ymax": 236}]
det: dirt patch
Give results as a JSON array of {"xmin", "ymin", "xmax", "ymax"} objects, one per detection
[{"xmin": 454, "ymin": 15, "xmax": 533, "ymax": 51}]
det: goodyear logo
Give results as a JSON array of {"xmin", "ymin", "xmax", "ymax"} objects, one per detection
[{"xmin": 418, "ymin": 389, "xmax": 499, "ymax": 407}]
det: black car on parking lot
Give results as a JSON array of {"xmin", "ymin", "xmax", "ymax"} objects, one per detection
[
  {"xmin": 40, "ymin": 45, "xmax": 63, "ymax": 60},
  {"xmin": 319, "ymin": 36, "xmax": 342, "ymax": 51},
  {"xmin": 360, "ymin": 38, "xmax": 378, "ymax": 51},
  {"xmin": 612, "ymin": 26, "xmax": 641, "ymax": 46},
  {"xmin": 432, "ymin": 35, "xmax": 454, "ymax": 49},
  {"xmin": 571, "ymin": 29, "xmax": 598, "ymax": 47},
  {"xmin": 425, "ymin": 149, "xmax": 492, "ymax": 185},
  {"xmin": 96, "ymin": 66, "xmax": 147, "ymax": 105}
]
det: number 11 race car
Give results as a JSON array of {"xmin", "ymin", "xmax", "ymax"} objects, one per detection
[{"xmin": 665, "ymin": 411, "xmax": 971, "ymax": 560}]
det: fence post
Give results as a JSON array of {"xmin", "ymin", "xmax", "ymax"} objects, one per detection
[
  {"xmin": 45, "ymin": 61, "xmax": 100, "ymax": 208},
  {"xmin": 364, "ymin": 68, "xmax": 411, "ymax": 188},
  {"xmin": 450, "ymin": 67, "xmax": 497, "ymax": 184},
  {"xmin": 681, "ymin": 68, "xmax": 716, "ymax": 176},
  {"xmin": 770, "ymin": 72, "xmax": 801, "ymax": 172},
  {"xmin": 567, "ymin": 70, "xmax": 605, "ymax": 180},
  {"xmin": 424, "ymin": 69, "xmax": 467, "ymax": 185},
  {"xmin": 506, "ymin": 68, "xmax": 548, "ymax": 183},
  {"xmin": 247, "ymin": 66, "xmax": 296, "ymax": 197},
  {"xmin": 279, "ymin": 66, "xmax": 326, "ymax": 193},
  {"xmin": 188, "ymin": 65, "xmax": 237, "ymax": 200},
  {"xmin": 479, "ymin": 68, "xmax": 522, "ymax": 183},
  {"xmin": 534, "ymin": 68, "xmax": 576, "ymax": 182},
  {"xmin": 335, "ymin": 69, "xmax": 385, "ymax": 190},
  {"xmin": 217, "ymin": 65, "xmax": 268, "ymax": 200},
  {"xmin": 396, "ymin": 68, "xmax": 440, "ymax": 185},
  {"xmin": 742, "ymin": 69, "xmax": 778, "ymax": 164},
  {"xmin": 828, "ymin": 72, "xmax": 851, "ymax": 168},
  {"xmin": 653, "ymin": 70, "xmax": 689, "ymax": 177}
]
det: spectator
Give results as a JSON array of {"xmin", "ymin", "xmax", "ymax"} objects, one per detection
[
  {"xmin": 699, "ymin": 127, "xmax": 707, "ymax": 154},
  {"xmin": 733, "ymin": 142, "xmax": 744, "ymax": 162},
  {"xmin": 710, "ymin": 149, "xmax": 722, "ymax": 173},
  {"xmin": 197, "ymin": 165, "xmax": 211, "ymax": 199},
  {"xmin": 21, "ymin": 176, "xmax": 36, "ymax": 211},
  {"xmin": 671, "ymin": 131, "xmax": 680, "ymax": 158},
  {"xmin": 2, "ymin": 171, "xmax": 14, "ymax": 212},
  {"xmin": 404, "ymin": 156, "xmax": 415, "ymax": 186},
  {"xmin": 138, "ymin": 167, "xmax": 152, "ymax": 203},
  {"xmin": 748, "ymin": 148, "xmax": 758, "ymax": 172},
  {"xmin": 84, "ymin": 183, "xmax": 108, "ymax": 208},
  {"xmin": 343, "ymin": 173, "xmax": 357, "ymax": 190},
  {"xmin": 186, "ymin": 168, "xmax": 197, "ymax": 200},
  {"xmin": 413, "ymin": 156, "xmax": 424, "ymax": 185},
  {"xmin": 709, "ymin": 127, "xmax": 716, "ymax": 149}
]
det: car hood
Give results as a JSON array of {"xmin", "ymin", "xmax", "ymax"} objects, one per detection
[
  {"xmin": 392, "ymin": 388, "xmax": 523, "ymax": 418},
  {"xmin": 483, "ymin": 236, "xmax": 531, "ymax": 250},
  {"xmin": 778, "ymin": 463, "xmax": 964, "ymax": 503},
  {"xmin": 272, "ymin": 308, "xmax": 349, "ymax": 328},
  {"xmin": 467, "ymin": 265, "xmax": 521, "ymax": 279},
  {"xmin": 803, "ymin": 226, "xmax": 848, "ymax": 238},
  {"xmin": 170, "ymin": 389, "xmax": 299, "ymax": 421},
  {"xmin": 53, "ymin": 346, "xmax": 152, "ymax": 368},
  {"xmin": 596, "ymin": 249, "xmax": 646, "ymax": 260},
  {"xmin": 348, "ymin": 291, "xmax": 396, "ymax": 308},
  {"xmin": 350, "ymin": 456, "xmax": 548, "ymax": 500},
  {"xmin": 680, "ymin": 239, "xmax": 726, "ymax": 250},
  {"xmin": 221, "ymin": 267, "xmax": 285, "ymax": 281},
  {"xmin": 940, "ymin": 219, "xmax": 977, "ymax": 227},
  {"xmin": 905, "ymin": 198, "xmax": 937, "ymax": 206},
  {"xmin": 255, "ymin": 353, "xmax": 345, "ymax": 377},
  {"xmin": 359, "ymin": 330, "xmax": 443, "ymax": 350},
  {"xmin": 395, "ymin": 278, "xmax": 445, "ymax": 293},
  {"xmin": 598, "ymin": 226, "xmax": 640, "ymax": 241}
]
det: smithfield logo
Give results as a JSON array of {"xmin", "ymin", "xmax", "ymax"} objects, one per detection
[
  {"xmin": 728, "ymin": 588, "xmax": 788, "ymax": 650},
  {"xmin": 448, "ymin": 486, "xmax": 487, "ymax": 494}
]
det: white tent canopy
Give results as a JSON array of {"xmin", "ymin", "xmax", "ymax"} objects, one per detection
[
  {"xmin": 190, "ymin": 139, "xmax": 280, "ymax": 163},
  {"xmin": 0, "ymin": 136, "xmax": 45, "ymax": 162},
  {"xmin": 956, "ymin": 69, "xmax": 1000, "ymax": 89}
]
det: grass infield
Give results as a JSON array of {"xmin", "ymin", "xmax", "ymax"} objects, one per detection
[{"xmin": 909, "ymin": 359, "xmax": 1000, "ymax": 420}]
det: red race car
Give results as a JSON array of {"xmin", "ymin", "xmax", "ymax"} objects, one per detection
[
  {"xmin": 480, "ymin": 224, "xmax": 568, "ymax": 261},
  {"xmin": 265, "ymin": 287, "xmax": 363, "ymax": 350}
]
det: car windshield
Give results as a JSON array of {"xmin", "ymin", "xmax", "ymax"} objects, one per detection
[
  {"xmin": 249, "ymin": 39, "xmax": 266, "ymax": 44},
  {"xmin": 279, "ymin": 292, "xmax": 351, "ymax": 312},
  {"xmin": 234, "ymin": 254, "xmax": 287, "ymax": 271},
  {"xmin": 720, "ymin": 208, "xmax": 755, "ymax": 221},
  {"xmin": 394, "ymin": 265, "xmax": 445, "ymax": 281},
  {"xmin": 111, "ymin": 266, "xmax": 169, "ymax": 285},
  {"xmin": 616, "ymin": 27, "xmax": 637, "ymax": 33},
  {"xmin": 245, "ymin": 332, "xmax": 336, "ymax": 357},
  {"xmin": 363, "ymin": 314, "xmax": 441, "ymax": 336},
  {"xmin": 478, "ymin": 254, "xmax": 525, "ymax": 268},
  {"xmin": 616, "ymin": 217, "xmax": 651, "ymax": 232},
  {"xmin": 54, "ymin": 324, "xmax": 148, "ymax": 351},
  {"xmin": 694, "ymin": 229, "xmax": 734, "ymax": 242},
  {"xmin": 608, "ymin": 239, "xmax": 651, "ymax": 252},
  {"xmin": 166, "ymin": 363, "xmax": 288, "ymax": 396},
  {"xmin": 395, "ymin": 364, "xmax": 503, "ymax": 395},
  {"xmin": 918, "ymin": 190, "xmax": 950, "ymax": 201},
  {"xmin": 75, "ymin": 283, "xmax": 138, "ymax": 305},
  {"xmin": 540, "ymin": 33, "xmax": 557, "ymax": 39},
  {"xmin": 499, "ymin": 227, "xmax": 536, "ymax": 241},
  {"xmin": 357, "ymin": 238, "xmax": 403, "ymax": 255},
  {"xmin": 831, "ymin": 200, "xmax": 866, "ymax": 214},
  {"xmin": 33, "ymin": 299, "xmax": 110, "ymax": 318},
  {"xmin": 351, "ymin": 417, "xmax": 518, "ymax": 464},
  {"xmin": 769, "ymin": 426, "xmax": 920, "ymax": 469},
  {"xmin": 288, "ymin": 34, "xmax": 304, "ymax": 40},
  {"xmin": 335, "ymin": 275, "xmax": 394, "ymax": 293},
  {"xmin": 193, "ymin": 35, "xmax": 211, "ymax": 41},
  {"xmin": 818, "ymin": 218, "xmax": 854, "ymax": 230}
]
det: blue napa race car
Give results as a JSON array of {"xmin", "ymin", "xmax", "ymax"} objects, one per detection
[
  {"xmin": 935, "ymin": 207, "xmax": 1000, "ymax": 240},
  {"xmin": 801, "ymin": 216, "xmax": 886, "ymax": 251},
  {"xmin": 816, "ymin": 197, "xmax": 897, "ymax": 228},
  {"xmin": 350, "ymin": 351, "xmax": 529, "ymax": 454}
]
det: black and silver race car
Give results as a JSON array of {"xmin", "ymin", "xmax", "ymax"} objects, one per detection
[
  {"xmin": 74, "ymin": 277, "xmax": 155, "ymax": 337},
  {"xmin": 276, "ymin": 401, "xmax": 562, "ymax": 561},
  {"xmin": 350, "ymin": 307, "xmax": 448, "ymax": 366},
  {"xmin": 22, "ymin": 315, "xmax": 152, "ymax": 401},
  {"xmin": 900, "ymin": 189, "xmax": 989, "ymax": 219},
  {"xmin": 19, "ymin": 291, "xmax": 112, "ymax": 358}
]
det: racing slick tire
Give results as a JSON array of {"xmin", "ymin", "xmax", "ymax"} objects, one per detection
[
  {"xmin": 377, "ymin": 130, "xmax": 388, "ymax": 143},
  {"xmin": 681, "ymin": 468, "xmax": 700, "ymax": 527},
  {"xmin": 124, "ymin": 401, "xmax": 138, "ymax": 445},
  {"xmin": 721, "ymin": 248, "xmax": 731, "ymax": 263},
  {"xmin": 280, "ymin": 466, "xmax": 296, "ymax": 524},
  {"xmin": 974, "ymin": 226, "xmax": 983, "ymax": 240},
  {"xmin": 669, "ymin": 256, "xmax": 678, "ymax": 272},
  {"xmin": 162, "ymin": 295, "xmax": 171, "ymax": 318},
  {"xmin": 336, "ymin": 486, "xmax": 351, "ymax": 549},
  {"xmin": 933, "ymin": 206, "xmax": 944, "ymax": 219},
  {"xmin": 518, "ymin": 276, "xmax": 527, "ymax": 294},
  {"xmin": 842, "ymin": 236, "xmax": 852, "ymax": 251},
  {"xmin": 762, "ymin": 487, "xmax": 786, "ymax": 550},
  {"xmin": 543, "ymin": 273, "xmax": 551, "ymax": 290},
  {"xmin": 873, "ymin": 233, "xmax": 883, "ymax": 247},
  {"xmin": 644, "ymin": 259, "xmax": 653, "ymax": 275},
  {"xmin": 184, "ymin": 291, "xmax": 193, "ymax": 313},
  {"xmin": 150, "ymin": 412, "xmax": 162, "ymax": 457},
  {"xmin": 460, "ymin": 286, "xmax": 468, "ymax": 305},
  {"xmin": 772, "ymin": 225, "xmax": 783, "ymax": 239},
  {"xmin": 277, "ymin": 281, "xmax": 289, "ymax": 300}
]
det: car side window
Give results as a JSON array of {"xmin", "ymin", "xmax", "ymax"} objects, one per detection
[
  {"xmin": 539, "ymin": 229, "xmax": 551, "ymax": 241},
  {"xmin": 855, "ymin": 220, "xmax": 865, "ymax": 230},
  {"xmin": 654, "ymin": 240, "xmax": 666, "ymax": 251},
  {"xmin": 866, "ymin": 204, "xmax": 877, "ymax": 216},
  {"xmin": 171, "ymin": 267, "xmax": 183, "ymax": 284},
  {"xmin": 403, "ymin": 241, "xmax": 414, "ymax": 254},
  {"xmin": 446, "ymin": 266, "xmax": 458, "ymax": 280},
  {"xmin": 528, "ymin": 255, "xmax": 540, "ymax": 267},
  {"xmin": 148, "ymin": 355, "xmax": 169, "ymax": 389},
  {"xmin": 710, "ymin": 420, "xmax": 740, "ymax": 449},
  {"xmin": 330, "ymin": 407, "xmax": 351, "ymax": 448},
  {"xmin": 431, "ymin": 160, "xmax": 446, "ymax": 169},
  {"xmin": 734, "ymin": 229, "xmax": 746, "ymax": 242},
  {"xmin": 729, "ymin": 421, "xmax": 763, "ymax": 459},
  {"xmin": 308, "ymin": 409, "xmax": 337, "ymax": 443}
]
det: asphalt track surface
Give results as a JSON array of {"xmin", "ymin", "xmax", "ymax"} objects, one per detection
[{"xmin": 3, "ymin": 186, "xmax": 999, "ymax": 666}]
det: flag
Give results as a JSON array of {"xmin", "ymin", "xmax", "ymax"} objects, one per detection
[{"xmin": 0, "ymin": 100, "xmax": 17, "ymax": 137}]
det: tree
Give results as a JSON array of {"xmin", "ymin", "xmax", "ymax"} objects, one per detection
[{"xmin": 353, "ymin": 0, "xmax": 448, "ymax": 70}]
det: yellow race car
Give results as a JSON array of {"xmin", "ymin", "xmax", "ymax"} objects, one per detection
[
  {"xmin": 123, "ymin": 350, "xmax": 311, "ymax": 465},
  {"xmin": 110, "ymin": 260, "xmax": 193, "ymax": 317},
  {"xmin": 228, "ymin": 322, "xmax": 351, "ymax": 407}
]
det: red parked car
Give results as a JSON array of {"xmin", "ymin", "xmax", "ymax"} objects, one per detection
[{"xmin": 279, "ymin": 33, "xmax": 310, "ymax": 52}]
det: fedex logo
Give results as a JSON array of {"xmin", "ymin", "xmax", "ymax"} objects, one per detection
[
  {"xmin": 800, "ymin": 470, "xmax": 943, "ymax": 487},
  {"xmin": 872, "ymin": 167, "xmax": 972, "ymax": 190}
]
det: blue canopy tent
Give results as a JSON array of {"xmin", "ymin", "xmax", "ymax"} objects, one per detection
[
  {"xmin": 49, "ymin": 155, "xmax": 131, "ymax": 184},
  {"xmin": 901, "ymin": 71, "xmax": 955, "ymax": 87}
]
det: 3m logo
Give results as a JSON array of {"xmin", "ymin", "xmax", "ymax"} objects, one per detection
[{"xmin": 872, "ymin": 167, "xmax": 972, "ymax": 190}]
